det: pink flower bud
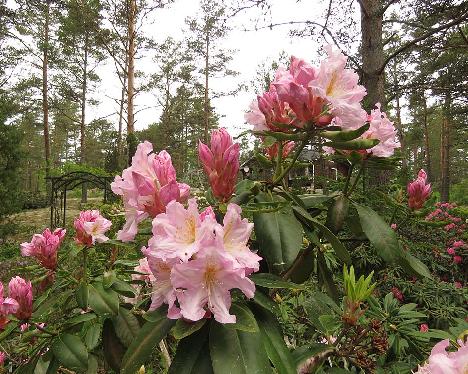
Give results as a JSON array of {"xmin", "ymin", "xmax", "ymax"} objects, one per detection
[
  {"xmin": 20, "ymin": 228, "xmax": 65, "ymax": 270},
  {"xmin": 454, "ymin": 281, "xmax": 462, "ymax": 289},
  {"xmin": 419, "ymin": 324, "xmax": 429, "ymax": 332},
  {"xmin": 390, "ymin": 223, "xmax": 397, "ymax": 230},
  {"xmin": 391, "ymin": 287, "xmax": 404, "ymax": 302},
  {"xmin": 264, "ymin": 141, "xmax": 295, "ymax": 160},
  {"xmin": 0, "ymin": 351, "xmax": 5, "ymax": 366},
  {"xmin": 447, "ymin": 248, "xmax": 456, "ymax": 255},
  {"xmin": 407, "ymin": 169, "xmax": 431, "ymax": 210},
  {"xmin": 198, "ymin": 128, "xmax": 240, "ymax": 202},
  {"xmin": 8, "ymin": 277, "xmax": 33, "ymax": 320},
  {"xmin": 453, "ymin": 255, "xmax": 462, "ymax": 264}
]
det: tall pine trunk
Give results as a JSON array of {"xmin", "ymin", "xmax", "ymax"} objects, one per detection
[
  {"xmin": 42, "ymin": 0, "xmax": 51, "ymax": 196},
  {"xmin": 203, "ymin": 29, "xmax": 210, "ymax": 143},
  {"xmin": 81, "ymin": 33, "xmax": 89, "ymax": 203},
  {"xmin": 440, "ymin": 93, "xmax": 451, "ymax": 202},
  {"xmin": 126, "ymin": 0, "xmax": 136, "ymax": 165},
  {"xmin": 422, "ymin": 97, "xmax": 432, "ymax": 180}
]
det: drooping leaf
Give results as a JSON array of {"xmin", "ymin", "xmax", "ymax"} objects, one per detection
[
  {"xmin": 113, "ymin": 307, "xmax": 141, "ymax": 347},
  {"xmin": 252, "ymin": 305, "xmax": 296, "ymax": 374},
  {"xmin": 253, "ymin": 192, "xmax": 303, "ymax": 274},
  {"xmin": 317, "ymin": 252, "xmax": 340, "ymax": 302},
  {"xmin": 88, "ymin": 282, "xmax": 119, "ymax": 316},
  {"xmin": 210, "ymin": 322, "xmax": 271, "ymax": 374},
  {"xmin": 250, "ymin": 273, "xmax": 305, "ymax": 290},
  {"xmin": 51, "ymin": 334, "xmax": 88, "ymax": 370},
  {"xmin": 320, "ymin": 123, "xmax": 370, "ymax": 142},
  {"xmin": 172, "ymin": 319, "xmax": 206, "ymax": 340},
  {"xmin": 292, "ymin": 344, "xmax": 333, "ymax": 369},
  {"xmin": 102, "ymin": 319, "xmax": 125, "ymax": 371},
  {"xmin": 169, "ymin": 323, "xmax": 213, "ymax": 374},
  {"xmin": 326, "ymin": 195, "xmax": 350, "ymax": 234},
  {"xmin": 120, "ymin": 316, "xmax": 175, "ymax": 374},
  {"xmin": 252, "ymin": 290, "xmax": 281, "ymax": 315},
  {"xmin": 225, "ymin": 303, "xmax": 259, "ymax": 333},
  {"xmin": 323, "ymin": 138, "xmax": 379, "ymax": 150},
  {"xmin": 84, "ymin": 324, "xmax": 101, "ymax": 350},
  {"xmin": 111, "ymin": 279, "xmax": 137, "ymax": 298}
]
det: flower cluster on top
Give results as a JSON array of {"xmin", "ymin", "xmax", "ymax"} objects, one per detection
[
  {"xmin": 140, "ymin": 199, "xmax": 261, "ymax": 324},
  {"xmin": 244, "ymin": 45, "xmax": 400, "ymax": 158}
]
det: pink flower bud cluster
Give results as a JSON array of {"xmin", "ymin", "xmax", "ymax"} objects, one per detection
[
  {"xmin": 391, "ymin": 286, "xmax": 404, "ymax": 302},
  {"xmin": 0, "ymin": 351, "xmax": 5, "ymax": 366},
  {"xmin": 414, "ymin": 339, "xmax": 468, "ymax": 373},
  {"xmin": 245, "ymin": 46, "xmax": 400, "ymax": 157},
  {"xmin": 141, "ymin": 199, "xmax": 261, "ymax": 324},
  {"xmin": 407, "ymin": 169, "xmax": 431, "ymax": 210},
  {"xmin": 74, "ymin": 210, "xmax": 112, "ymax": 246},
  {"xmin": 198, "ymin": 128, "xmax": 240, "ymax": 202},
  {"xmin": 20, "ymin": 228, "xmax": 66, "ymax": 270},
  {"xmin": 112, "ymin": 142, "xmax": 190, "ymax": 241},
  {"xmin": 264, "ymin": 140, "xmax": 295, "ymax": 160},
  {"xmin": 0, "ymin": 277, "xmax": 33, "ymax": 328}
]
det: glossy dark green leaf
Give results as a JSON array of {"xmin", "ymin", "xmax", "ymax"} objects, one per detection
[
  {"xmin": 252, "ymin": 306, "xmax": 296, "ymax": 374},
  {"xmin": 120, "ymin": 317, "xmax": 175, "ymax": 374},
  {"xmin": 252, "ymin": 291, "xmax": 280, "ymax": 315},
  {"xmin": 102, "ymin": 319, "xmax": 125, "ymax": 371},
  {"xmin": 84, "ymin": 324, "xmax": 101, "ymax": 350},
  {"xmin": 317, "ymin": 252, "xmax": 340, "ymax": 302},
  {"xmin": 172, "ymin": 319, "xmax": 206, "ymax": 340},
  {"xmin": 64, "ymin": 313, "xmax": 96, "ymax": 327},
  {"xmin": 113, "ymin": 307, "xmax": 141, "ymax": 347},
  {"xmin": 225, "ymin": 303, "xmax": 259, "ymax": 333},
  {"xmin": 111, "ymin": 279, "xmax": 136, "ymax": 298},
  {"xmin": 323, "ymin": 138, "xmax": 379, "ymax": 150},
  {"xmin": 326, "ymin": 195, "xmax": 350, "ymax": 234},
  {"xmin": 51, "ymin": 334, "xmax": 88, "ymax": 370},
  {"xmin": 88, "ymin": 282, "xmax": 119, "ymax": 316},
  {"xmin": 87, "ymin": 355, "xmax": 98, "ymax": 374},
  {"xmin": 321, "ymin": 123, "xmax": 370, "ymax": 142},
  {"xmin": 210, "ymin": 322, "xmax": 271, "ymax": 374},
  {"xmin": 299, "ymin": 194, "xmax": 332, "ymax": 209},
  {"xmin": 253, "ymin": 193, "xmax": 303, "ymax": 274},
  {"xmin": 292, "ymin": 344, "xmax": 333, "ymax": 369},
  {"xmin": 169, "ymin": 324, "xmax": 213, "ymax": 374},
  {"xmin": 250, "ymin": 273, "xmax": 305, "ymax": 290}
]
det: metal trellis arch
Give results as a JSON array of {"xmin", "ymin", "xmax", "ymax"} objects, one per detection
[{"xmin": 46, "ymin": 172, "xmax": 115, "ymax": 228}]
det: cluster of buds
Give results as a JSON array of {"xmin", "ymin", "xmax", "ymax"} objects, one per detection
[
  {"xmin": 141, "ymin": 199, "xmax": 261, "ymax": 323},
  {"xmin": 0, "ymin": 277, "xmax": 33, "ymax": 329},
  {"xmin": 407, "ymin": 169, "xmax": 431, "ymax": 210},
  {"xmin": 20, "ymin": 228, "xmax": 65, "ymax": 271}
]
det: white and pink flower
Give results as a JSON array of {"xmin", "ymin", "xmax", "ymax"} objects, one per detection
[
  {"xmin": 415, "ymin": 339, "xmax": 468, "ymax": 374},
  {"xmin": 74, "ymin": 210, "xmax": 112, "ymax": 246}
]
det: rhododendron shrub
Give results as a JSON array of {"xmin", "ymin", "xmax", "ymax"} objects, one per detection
[{"xmin": 0, "ymin": 47, "xmax": 441, "ymax": 374}]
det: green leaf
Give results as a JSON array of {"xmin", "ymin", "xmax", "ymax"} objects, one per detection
[
  {"xmin": 293, "ymin": 206, "xmax": 351, "ymax": 264},
  {"xmin": 299, "ymin": 194, "xmax": 332, "ymax": 209},
  {"xmin": 253, "ymin": 192, "xmax": 303, "ymax": 274},
  {"xmin": 262, "ymin": 135, "xmax": 277, "ymax": 148},
  {"xmin": 120, "ymin": 317, "xmax": 175, "ymax": 374},
  {"xmin": 252, "ymin": 290, "xmax": 280, "ymax": 315},
  {"xmin": 304, "ymin": 292, "xmax": 340, "ymax": 332},
  {"xmin": 172, "ymin": 319, "xmax": 206, "ymax": 340},
  {"xmin": 323, "ymin": 138, "xmax": 379, "ymax": 150},
  {"xmin": 88, "ymin": 282, "xmax": 119, "ymax": 316},
  {"xmin": 226, "ymin": 303, "xmax": 259, "ymax": 333},
  {"xmin": 84, "ymin": 324, "xmax": 101, "ymax": 350},
  {"xmin": 103, "ymin": 270, "xmax": 117, "ymax": 289},
  {"xmin": 113, "ymin": 307, "xmax": 141, "ymax": 347},
  {"xmin": 252, "ymin": 305, "xmax": 296, "ymax": 374},
  {"xmin": 325, "ymin": 195, "xmax": 350, "ymax": 234},
  {"xmin": 143, "ymin": 307, "xmax": 168, "ymax": 322},
  {"xmin": 111, "ymin": 279, "xmax": 137, "ymax": 298},
  {"xmin": 64, "ymin": 313, "xmax": 96, "ymax": 327},
  {"xmin": 321, "ymin": 123, "xmax": 370, "ymax": 142},
  {"xmin": 169, "ymin": 324, "xmax": 213, "ymax": 374},
  {"xmin": 399, "ymin": 251, "xmax": 432, "ymax": 279},
  {"xmin": 87, "ymin": 355, "xmax": 98, "ymax": 374},
  {"xmin": 292, "ymin": 344, "xmax": 333, "ymax": 368},
  {"xmin": 102, "ymin": 319, "xmax": 125, "ymax": 372},
  {"xmin": 250, "ymin": 273, "xmax": 305, "ymax": 290},
  {"xmin": 317, "ymin": 252, "xmax": 340, "ymax": 302},
  {"xmin": 210, "ymin": 322, "xmax": 271, "ymax": 374},
  {"xmin": 76, "ymin": 282, "xmax": 89, "ymax": 310},
  {"xmin": 51, "ymin": 334, "xmax": 88, "ymax": 370}
]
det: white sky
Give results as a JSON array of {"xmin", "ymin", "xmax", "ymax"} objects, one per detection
[{"xmin": 94, "ymin": 0, "xmax": 336, "ymax": 136}]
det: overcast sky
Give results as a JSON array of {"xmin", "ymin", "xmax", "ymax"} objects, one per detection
[{"xmin": 93, "ymin": 0, "xmax": 344, "ymax": 136}]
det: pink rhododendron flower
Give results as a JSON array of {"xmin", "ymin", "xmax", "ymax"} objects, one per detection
[
  {"xmin": 407, "ymin": 169, "xmax": 432, "ymax": 210},
  {"xmin": 8, "ymin": 277, "xmax": 32, "ymax": 320},
  {"xmin": 244, "ymin": 99, "xmax": 267, "ymax": 132},
  {"xmin": 391, "ymin": 287, "xmax": 404, "ymax": 302},
  {"xmin": 20, "ymin": 228, "xmax": 66, "ymax": 270},
  {"xmin": 414, "ymin": 339, "xmax": 468, "ymax": 374},
  {"xmin": 112, "ymin": 142, "xmax": 190, "ymax": 241},
  {"xmin": 362, "ymin": 103, "xmax": 400, "ymax": 157},
  {"xmin": 171, "ymin": 236, "xmax": 255, "ymax": 324},
  {"xmin": 453, "ymin": 240, "xmax": 465, "ymax": 248},
  {"xmin": 265, "ymin": 140, "xmax": 295, "ymax": 160},
  {"xmin": 391, "ymin": 223, "xmax": 397, "ymax": 230},
  {"xmin": 453, "ymin": 255, "xmax": 462, "ymax": 264},
  {"xmin": 0, "ymin": 351, "xmax": 5, "ymax": 366},
  {"xmin": 0, "ymin": 283, "xmax": 18, "ymax": 330},
  {"xmin": 447, "ymin": 248, "xmax": 456, "ymax": 255},
  {"xmin": 74, "ymin": 210, "xmax": 111, "ymax": 247},
  {"xmin": 149, "ymin": 199, "xmax": 216, "ymax": 262},
  {"xmin": 199, "ymin": 128, "xmax": 240, "ymax": 202},
  {"xmin": 420, "ymin": 324, "xmax": 429, "ymax": 332},
  {"xmin": 454, "ymin": 281, "xmax": 462, "ymax": 289},
  {"xmin": 214, "ymin": 203, "xmax": 261, "ymax": 274}
]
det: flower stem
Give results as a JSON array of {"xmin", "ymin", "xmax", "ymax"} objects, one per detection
[
  {"xmin": 272, "ymin": 140, "xmax": 307, "ymax": 185},
  {"xmin": 343, "ymin": 164, "xmax": 355, "ymax": 195},
  {"xmin": 347, "ymin": 163, "xmax": 365, "ymax": 196}
]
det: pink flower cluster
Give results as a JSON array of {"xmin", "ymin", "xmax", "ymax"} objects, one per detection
[
  {"xmin": 415, "ymin": 339, "xmax": 468, "ymax": 374},
  {"xmin": 112, "ymin": 142, "xmax": 190, "ymax": 241},
  {"xmin": 199, "ymin": 128, "xmax": 240, "ymax": 202},
  {"xmin": 20, "ymin": 228, "xmax": 66, "ymax": 270},
  {"xmin": 245, "ymin": 46, "xmax": 400, "ymax": 157},
  {"xmin": 407, "ymin": 169, "xmax": 432, "ymax": 210},
  {"xmin": 264, "ymin": 140, "xmax": 295, "ymax": 160},
  {"xmin": 74, "ymin": 210, "xmax": 112, "ymax": 246},
  {"xmin": 141, "ymin": 199, "xmax": 261, "ymax": 324},
  {"xmin": 0, "ymin": 277, "xmax": 33, "ymax": 329}
]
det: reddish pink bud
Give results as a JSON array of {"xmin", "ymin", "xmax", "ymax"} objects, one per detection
[
  {"xmin": 454, "ymin": 281, "xmax": 462, "ymax": 289},
  {"xmin": 391, "ymin": 287, "xmax": 404, "ymax": 302},
  {"xmin": 407, "ymin": 169, "xmax": 431, "ymax": 210},
  {"xmin": 419, "ymin": 323, "xmax": 429, "ymax": 332},
  {"xmin": 0, "ymin": 351, "xmax": 5, "ymax": 366},
  {"xmin": 390, "ymin": 223, "xmax": 397, "ymax": 230},
  {"xmin": 264, "ymin": 141, "xmax": 295, "ymax": 160},
  {"xmin": 453, "ymin": 255, "xmax": 462, "ymax": 264},
  {"xmin": 447, "ymin": 248, "xmax": 456, "ymax": 255},
  {"xmin": 20, "ymin": 228, "xmax": 65, "ymax": 270},
  {"xmin": 8, "ymin": 277, "xmax": 33, "ymax": 320},
  {"xmin": 198, "ymin": 128, "xmax": 240, "ymax": 202}
]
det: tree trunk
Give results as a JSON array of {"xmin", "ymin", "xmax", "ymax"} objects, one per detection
[
  {"xmin": 204, "ymin": 29, "xmax": 210, "ymax": 143},
  {"xmin": 42, "ymin": 0, "xmax": 51, "ymax": 196},
  {"xmin": 422, "ymin": 96, "xmax": 432, "ymax": 180},
  {"xmin": 117, "ymin": 76, "xmax": 126, "ymax": 167},
  {"xmin": 81, "ymin": 32, "xmax": 89, "ymax": 203},
  {"xmin": 440, "ymin": 93, "xmax": 451, "ymax": 202},
  {"xmin": 126, "ymin": 0, "xmax": 136, "ymax": 165},
  {"xmin": 359, "ymin": 0, "xmax": 385, "ymax": 110}
]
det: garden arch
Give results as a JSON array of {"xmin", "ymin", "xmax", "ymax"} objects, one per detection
[{"xmin": 46, "ymin": 172, "xmax": 115, "ymax": 228}]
